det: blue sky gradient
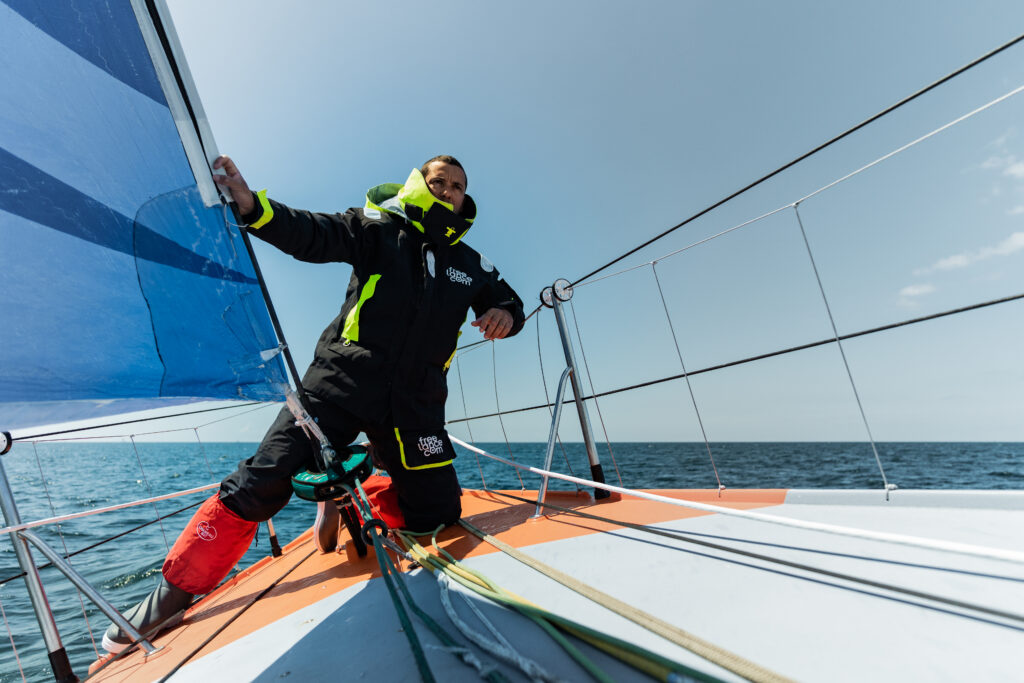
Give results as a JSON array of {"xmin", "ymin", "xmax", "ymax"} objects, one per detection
[{"xmin": 27, "ymin": 0, "xmax": 1024, "ymax": 445}]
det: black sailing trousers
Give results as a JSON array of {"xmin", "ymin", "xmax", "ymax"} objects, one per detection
[{"xmin": 218, "ymin": 395, "xmax": 462, "ymax": 532}]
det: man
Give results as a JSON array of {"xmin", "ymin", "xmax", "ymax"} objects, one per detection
[{"xmin": 102, "ymin": 156, "xmax": 525, "ymax": 653}]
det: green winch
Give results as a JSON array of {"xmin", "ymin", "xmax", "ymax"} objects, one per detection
[{"xmin": 291, "ymin": 444, "xmax": 373, "ymax": 502}]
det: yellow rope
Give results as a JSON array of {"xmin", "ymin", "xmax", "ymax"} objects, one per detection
[
  {"xmin": 397, "ymin": 530, "xmax": 713, "ymax": 682},
  {"xmin": 459, "ymin": 519, "xmax": 794, "ymax": 683}
]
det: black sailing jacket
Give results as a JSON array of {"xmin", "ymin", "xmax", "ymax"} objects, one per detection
[{"xmin": 244, "ymin": 173, "xmax": 526, "ymax": 431}]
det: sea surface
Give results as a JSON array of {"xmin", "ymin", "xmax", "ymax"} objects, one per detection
[{"xmin": 0, "ymin": 440, "xmax": 1021, "ymax": 681}]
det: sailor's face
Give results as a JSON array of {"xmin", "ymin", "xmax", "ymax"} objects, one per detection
[{"xmin": 423, "ymin": 162, "xmax": 467, "ymax": 214}]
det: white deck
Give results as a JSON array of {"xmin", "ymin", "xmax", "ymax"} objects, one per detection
[{"xmin": 167, "ymin": 490, "xmax": 1024, "ymax": 682}]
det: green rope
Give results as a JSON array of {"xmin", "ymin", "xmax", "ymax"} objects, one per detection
[
  {"xmin": 370, "ymin": 531, "xmax": 436, "ymax": 683},
  {"xmin": 402, "ymin": 531, "xmax": 721, "ymax": 683},
  {"xmin": 346, "ymin": 481, "xmax": 509, "ymax": 683}
]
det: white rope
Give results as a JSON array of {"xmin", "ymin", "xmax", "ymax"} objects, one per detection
[
  {"xmin": 437, "ymin": 574, "xmax": 562, "ymax": 683},
  {"xmin": 422, "ymin": 644, "xmax": 498, "ymax": 680},
  {"xmin": 449, "ymin": 435, "xmax": 1024, "ymax": 565},
  {"xmin": 0, "ymin": 483, "xmax": 219, "ymax": 537}
]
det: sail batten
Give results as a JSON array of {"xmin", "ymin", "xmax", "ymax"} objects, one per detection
[{"xmin": 0, "ymin": 0, "xmax": 288, "ymax": 430}]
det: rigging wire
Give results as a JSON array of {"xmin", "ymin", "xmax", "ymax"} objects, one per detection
[
  {"xmin": 129, "ymin": 436, "xmax": 171, "ymax": 553},
  {"xmin": 193, "ymin": 428, "xmax": 216, "ymax": 479},
  {"xmin": 450, "ymin": 435, "xmax": 1024, "ymax": 565},
  {"xmin": 486, "ymin": 489, "xmax": 1024, "ymax": 628},
  {"xmin": 567, "ymin": 301, "xmax": 623, "ymax": 486},
  {"xmin": 454, "ymin": 357, "xmax": 488, "ymax": 489},
  {"xmin": 792, "ymin": 204, "xmax": 889, "ymax": 489},
  {"xmin": 650, "ymin": 263, "xmax": 722, "ymax": 490},
  {"xmin": 490, "ymin": 342, "xmax": 526, "ymax": 490},
  {"xmin": 574, "ymin": 79, "xmax": 1024, "ymax": 299},
  {"xmin": 0, "ymin": 499, "xmax": 205, "ymax": 587},
  {"xmin": 447, "ymin": 289, "xmax": 1024, "ymax": 424},
  {"xmin": 568, "ymin": 31, "xmax": 1024, "ymax": 287},
  {"xmin": 0, "ymin": 594, "xmax": 27, "ymax": 683},
  {"xmin": 32, "ymin": 442, "xmax": 100, "ymax": 658},
  {"xmin": 10, "ymin": 401, "xmax": 265, "ymax": 443}
]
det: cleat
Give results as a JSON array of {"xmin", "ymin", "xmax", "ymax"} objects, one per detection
[
  {"xmin": 102, "ymin": 576, "xmax": 192, "ymax": 654},
  {"xmin": 314, "ymin": 500, "xmax": 341, "ymax": 553}
]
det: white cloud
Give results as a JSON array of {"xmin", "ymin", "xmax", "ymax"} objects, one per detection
[
  {"xmin": 899, "ymin": 284, "xmax": 935, "ymax": 298},
  {"xmin": 1005, "ymin": 162, "xmax": 1024, "ymax": 179},
  {"xmin": 981, "ymin": 154, "xmax": 1013, "ymax": 170},
  {"xmin": 1008, "ymin": 206, "xmax": 1024, "ymax": 216},
  {"xmin": 914, "ymin": 232, "xmax": 1024, "ymax": 275}
]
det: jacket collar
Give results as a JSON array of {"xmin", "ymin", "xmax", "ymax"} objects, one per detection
[{"xmin": 364, "ymin": 169, "xmax": 476, "ymax": 247}]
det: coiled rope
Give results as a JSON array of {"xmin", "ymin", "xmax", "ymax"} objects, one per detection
[{"xmin": 396, "ymin": 527, "xmax": 728, "ymax": 683}]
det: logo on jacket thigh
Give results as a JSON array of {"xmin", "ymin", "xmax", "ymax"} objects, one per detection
[{"xmin": 417, "ymin": 435, "xmax": 446, "ymax": 457}]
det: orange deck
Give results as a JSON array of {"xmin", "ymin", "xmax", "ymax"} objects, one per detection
[{"xmin": 88, "ymin": 488, "xmax": 787, "ymax": 681}]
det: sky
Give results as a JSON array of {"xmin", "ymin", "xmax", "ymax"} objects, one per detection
[{"xmin": 15, "ymin": 0, "xmax": 1024, "ymax": 446}]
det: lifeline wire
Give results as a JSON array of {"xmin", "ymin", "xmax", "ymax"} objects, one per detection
[
  {"xmin": 650, "ymin": 263, "xmax": 723, "ymax": 490},
  {"xmin": 32, "ymin": 442, "xmax": 100, "ymax": 658},
  {"xmin": 486, "ymin": 489, "xmax": 1024, "ymax": 628},
  {"xmin": 567, "ymin": 301, "xmax": 623, "ymax": 486},
  {"xmin": 579, "ymin": 80, "xmax": 1024, "ymax": 293},
  {"xmin": 0, "ymin": 498, "xmax": 205, "ymax": 587},
  {"xmin": 447, "ymin": 289, "xmax": 1024, "ymax": 425},
  {"xmin": 792, "ymin": 204, "xmax": 889, "ymax": 490},
  {"xmin": 569, "ymin": 32, "xmax": 1024, "ymax": 287},
  {"xmin": 10, "ymin": 401, "xmax": 264, "ymax": 442},
  {"xmin": 449, "ymin": 435, "xmax": 1024, "ymax": 565}
]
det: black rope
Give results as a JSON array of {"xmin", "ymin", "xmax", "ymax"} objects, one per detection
[
  {"xmin": 0, "ymin": 498, "xmax": 205, "ymax": 586},
  {"xmin": 447, "ymin": 290, "xmax": 1024, "ymax": 425},
  {"xmin": 487, "ymin": 490, "xmax": 1024, "ymax": 627},
  {"xmin": 152, "ymin": 549, "xmax": 316, "ymax": 683},
  {"xmin": 10, "ymin": 401, "xmax": 264, "ymax": 442},
  {"xmin": 568, "ymin": 31, "xmax": 1024, "ymax": 287}
]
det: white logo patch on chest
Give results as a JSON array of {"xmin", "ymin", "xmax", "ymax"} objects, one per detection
[
  {"xmin": 446, "ymin": 266, "xmax": 472, "ymax": 286},
  {"xmin": 417, "ymin": 435, "xmax": 446, "ymax": 457}
]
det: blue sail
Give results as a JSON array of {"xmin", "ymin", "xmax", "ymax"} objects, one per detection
[{"xmin": 0, "ymin": 0, "xmax": 288, "ymax": 430}]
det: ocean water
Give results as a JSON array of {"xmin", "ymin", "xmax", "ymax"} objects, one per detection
[{"xmin": 0, "ymin": 440, "xmax": 1021, "ymax": 681}]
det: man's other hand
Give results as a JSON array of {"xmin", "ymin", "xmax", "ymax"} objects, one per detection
[
  {"xmin": 472, "ymin": 308, "xmax": 513, "ymax": 340},
  {"xmin": 212, "ymin": 155, "xmax": 255, "ymax": 215}
]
